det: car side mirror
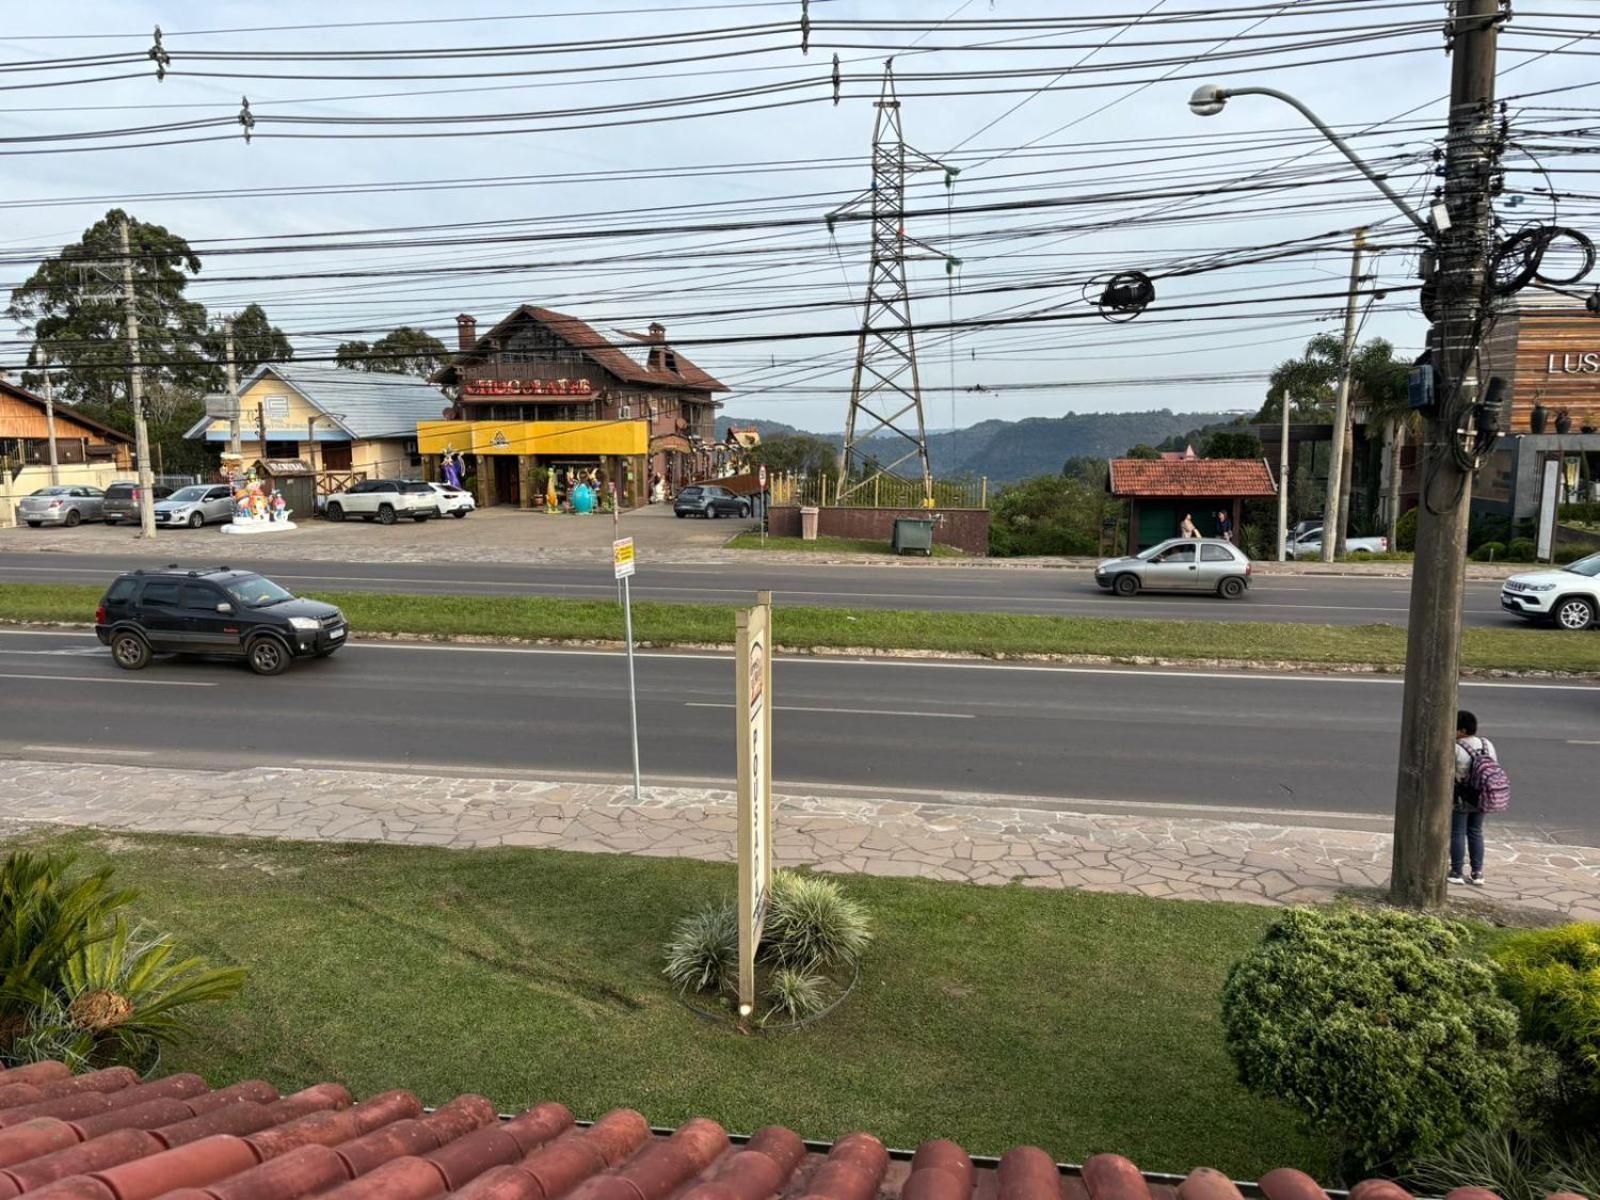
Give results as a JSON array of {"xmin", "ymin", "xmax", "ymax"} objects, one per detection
[{"xmin": 216, "ymin": 602, "xmax": 234, "ymax": 614}]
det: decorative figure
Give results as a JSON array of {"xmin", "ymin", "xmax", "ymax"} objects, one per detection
[
  {"xmin": 442, "ymin": 449, "xmax": 463, "ymax": 489},
  {"xmin": 271, "ymin": 491, "xmax": 287, "ymax": 522}
]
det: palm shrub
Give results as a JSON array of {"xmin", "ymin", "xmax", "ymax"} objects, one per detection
[
  {"xmin": 759, "ymin": 871, "xmax": 871, "ymax": 971},
  {"xmin": 662, "ymin": 903, "xmax": 738, "ymax": 996},
  {"xmin": 764, "ymin": 966, "xmax": 827, "ymax": 1023},
  {"xmin": 13, "ymin": 917, "xmax": 245, "ymax": 1071},
  {"xmin": 1220, "ymin": 906, "xmax": 1520, "ymax": 1173},
  {"xmin": 0, "ymin": 852, "xmax": 135, "ymax": 1046},
  {"xmin": 1395, "ymin": 506, "xmax": 1418, "ymax": 551},
  {"xmin": 1410, "ymin": 1129, "xmax": 1600, "ymax": 1200},
  {"xmin": 1495, "ymin": 923, "xmax": 1600, "ymax": 1124}
]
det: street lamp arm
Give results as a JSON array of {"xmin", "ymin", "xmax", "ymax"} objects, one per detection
[{"xmin": 1213, "ymin": 86, "xmax": 1435, "ymax": 240}]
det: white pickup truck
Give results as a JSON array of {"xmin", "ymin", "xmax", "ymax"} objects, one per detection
[{"xmin": 1285, "ymin": 527, "xmax": 1390, "ymax": 559}]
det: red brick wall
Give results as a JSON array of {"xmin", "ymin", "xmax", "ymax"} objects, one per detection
[{"xmin": 767, "ymin": 505, "xmax": 990, "ymax": 556}]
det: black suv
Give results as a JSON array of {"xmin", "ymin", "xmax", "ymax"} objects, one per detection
[
  {"xmin": 95, "ymin": 567, "xmax": 349, "ymax": 676},
  {"xmin": 103, "ymin": 482, "xmax": 173, "ymax": 526}
]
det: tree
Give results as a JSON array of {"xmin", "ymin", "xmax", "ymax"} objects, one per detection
[
  {"xmin": 1125, "ymin": 444, "xmax": 1161, "ymax": 460},
  {"xmin": 1257, "ymin": 333, "xmax": 1343, "ymax": 424},
  {"xmin": 7, "ymin": 209, "xmax": 211, "ymax": 420},
  {"xmin": 201, "ymin": 303, "xmax": 292, "ymax": 383},
  {"xmin": 1062, "ymin": 455, "xmax": 1108, "ymax": 487},
  {"xmin": 335, "ymin": 326, "xmax": 448, "ymax": 378},
  {"xmin": 989, "ymin": 475, "xmax": 1109, "ymax": 557},
  {"xmin": 1202, "ymin": 430, "xmax": 1264, "ymax": 460},
  {"xmin": 749, "ymin": 433, "xmax": 839, "ymax": 479}
]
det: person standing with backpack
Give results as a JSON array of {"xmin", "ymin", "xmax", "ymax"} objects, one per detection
[{"xmin": 1450, "ymin": 709, "xmax": 1508, "ymax": 886}]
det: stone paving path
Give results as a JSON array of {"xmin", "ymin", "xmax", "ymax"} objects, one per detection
[{"xmin": 2, "ymin": 760, "xmax": 1595, "ymax": 920}]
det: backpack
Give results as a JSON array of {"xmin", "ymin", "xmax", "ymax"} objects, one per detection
[{"xmin": 1465, "ymin": 747, "xmax": 1510, "ymax": 813}]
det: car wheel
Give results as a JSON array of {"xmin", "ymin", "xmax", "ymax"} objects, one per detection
[
  {"xmin": 1555, "ymin": 596, "xmax": 1596, "ymax": 631},
  {"xmin": 326, "ymin": 502, "xmax": 345, "ymax": 522},
  {"xmin": 675, "ymin": 512, "xmax": 685, "ymax": 519},
  {"xmin": 65, "ymin": 509, "xmax": 81, "ymax": 528},
  {"xmin": 452, "ymin": 509, "xmax": 467, "ymax": 519},
  {"xmin": 1113, "ymin": 573, "xmax": 1139, "ymax": 597},
  {"xmin": 187, "ymin": 511, "xmax": 204, "ymax": 529},
  {"xmin": 105, "ymin": 518, "xmax": 119, "ymax": 527},
  {"xmin": 1218, "ymin": 576, "xmax": 1246, "ymax": 599},
  {"xmin": 26, "ymin": 521, "xmax": 41, "ymax": 528},
  {"xmin": 377, "ymin": 504, "xmax": 397, "ymax": 526},
  {"xmin": 110, "ymin": 631, "xmax": 151, "ymax": 671},
  {"xmin": 738, "ymin": 504, "xmax": 751, "ymax": 518},
  {"xmin": 413, "ymin": 512, "xmax": 429, "ymax": 523},
  {"xmin": 246, "ymin": 637, "xmax": 290, "ymax": 676}
]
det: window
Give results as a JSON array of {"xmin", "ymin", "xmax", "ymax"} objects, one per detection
[
  {"xmin": 1155, "ymin": 544, "xmax": 1196, "ymax": 564},
  {"xmin": 106, "ymin": 578, "xmax": 137, "ymax": 603},
  {"xmin": 1201, "ymin": 544, "xmax": 1235, "ymax": 562},
  {"xmin": 207, "ymin": 487, "xmax": 232, "ymax": 500},
  {"xmin": 377, "ymin": 482, "xmax": 399, "ymax": 493},
  {"xmin": 180, "ymin": 584, "xmax": 224, "ymax": 610},
  {"xmin": 140, "ymin": 581, "xmax": 181, "ymax": 607}
]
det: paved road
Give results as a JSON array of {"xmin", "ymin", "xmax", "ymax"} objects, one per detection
[
  {"xmin": 3, "ymin": 628, "xmax": 1594, "ymax": 843},
  {"xmin": 0, "ymin": 550, "xmax": 1522, "ymax": 627}
]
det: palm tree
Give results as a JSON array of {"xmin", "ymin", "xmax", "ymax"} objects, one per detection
[{"xmin": 1347, "ymin": 340, "xmax": 1412, "ymax": 547}]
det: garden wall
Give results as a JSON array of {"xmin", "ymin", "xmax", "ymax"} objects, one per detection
[{"xmin": 768, "ymin": 505, "xmax": 990, "ymax": 556}]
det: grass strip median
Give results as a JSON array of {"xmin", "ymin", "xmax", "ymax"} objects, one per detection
[
  {"xmin": 2, "ymin": 582, "xmax": 1594, "ymax": 674},
  {"xmin": 21, "ymin": 825, "xmax": 1330, "ymax": 1179}
]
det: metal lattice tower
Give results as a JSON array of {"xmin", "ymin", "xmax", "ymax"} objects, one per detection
[{"xmin": 831, "ymin": 64, "xmax": 951, "ymax": 505}]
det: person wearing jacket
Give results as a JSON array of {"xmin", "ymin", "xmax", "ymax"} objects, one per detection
[{"xmin": 1449, "ymin": 709, "xmax": 1497, "ymax": 887}]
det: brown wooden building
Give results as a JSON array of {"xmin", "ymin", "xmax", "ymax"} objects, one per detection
[
  {"xmin": 427, "ymin": 307, "xmax": 728, "ymax": 507},
  {"xmin": 1, "ymin": 377, "xmax": 134, "ymax": 469}
]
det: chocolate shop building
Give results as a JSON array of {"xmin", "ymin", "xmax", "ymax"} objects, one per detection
[{"xmin": 423, "ymin": 306, "xmax": 728, "ymax": 508}]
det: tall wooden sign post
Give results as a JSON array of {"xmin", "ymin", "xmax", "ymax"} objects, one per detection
[{"xmin": 735, "ymin": 591, "xmax": 774, "ymax": 1022}]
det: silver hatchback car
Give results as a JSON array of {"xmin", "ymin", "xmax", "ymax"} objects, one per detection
[
  {"xmin": 153, "ymin": 484, "xmax": 237, "ymax": 528},
  {"xmin": 1095, "ymin": 537, "xmax": 1253, "ymax": 599},
  {"xmin": 17, "ymin": 485, "xmax": 105, "ymax": 527}
]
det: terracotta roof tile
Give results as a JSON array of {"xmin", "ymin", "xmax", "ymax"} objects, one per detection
[
  {"xmin": 1108, "ymin": 458, "xmax": 1278, "ymax": 498},
  {"xmin": 0, "ymin": 1064, "xmax": 1574, "ymax": 1200}
]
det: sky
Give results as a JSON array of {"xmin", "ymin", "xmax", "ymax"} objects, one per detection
[{"xmin": 1, "ymin": 0, "xmax": 1596, "ymax": 433}]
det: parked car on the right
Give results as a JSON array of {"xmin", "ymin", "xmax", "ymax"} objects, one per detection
[
  {"xmin": 673, "ymin": 484, "xmax": 750, "ymax": 519},
  {"xmin": 412, "ymin": 481, "xmax": 476, "ymax": 518},
  {"xmin": 1284, "ymin": 527, "xmax": 1389, "ymax": 559},
  {"xmin": 323, "ymin": 480, "xmax": 441, "ymax": 524},
  {"xmin": 1500, "ymin": 551, "xmax": 1600, "ymax": 630}
]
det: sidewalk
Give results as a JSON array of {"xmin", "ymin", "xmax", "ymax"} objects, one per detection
[{"xmin": 2, "ymin": 760, "xmax": 1595, "ymax": 921}]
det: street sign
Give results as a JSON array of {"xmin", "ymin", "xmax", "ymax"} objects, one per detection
[
  {"xmin": 757, "ymin": 464, "xmax": 768, "ymax": 489},
  {"xmin": 1536, "ymin": 460, "xmax": 1560, "ymax": 561},
  {"xmin": 735, "ymin": 592, "xmax": 774, "ymax": 1018},
  {"xmin": 613, "ymin": 537, "xmax": 636, "ymax": 579}
]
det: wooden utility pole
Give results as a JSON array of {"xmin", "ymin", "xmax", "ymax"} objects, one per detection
[
  {"xmin": 1322, "ymin": 230, "xmax": 1367, "ymax": 563},
  {"xmin": 118, "ymin": 217, "xmax": 157, "ymax": 539},
  {"xmin": 39, "ymin": 356, "xmax": 60, "ymax": 487},
  {"xmin": 1389, "ymin": 0, "xmax": 1503, "ymax": 908}
]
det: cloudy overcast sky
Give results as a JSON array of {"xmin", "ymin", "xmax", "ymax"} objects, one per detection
[{"xmin": 2, "ymin": 0, "xmax": 1595, "ymax": 432}]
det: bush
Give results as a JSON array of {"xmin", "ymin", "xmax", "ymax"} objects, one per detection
[
  {"xmin": 1506, "ymin": 538, "xmax": 1537, "ymax": 562},
  {"xmin": 764, "ymin": 967, "xmax": 827, "ymax": 1023},
  {"xmin": 662, "ymin": 903, "xmax": 738, "ymax": 995},
  {"xmin": 1555, "ymin": 545, "xmax": 1591, "ymax": 564},
  {"xmin": 1474, "ymin": 541, "xmax": 1508, "ymax": 562},
  {"xmin": 1410, "ymin": 1128, "xmax": 1600, "ymax": 1200},
  {"xmin": 1395, "ymin": 506, "xmax": 1418, "ymax": 551},
  {"xmin": 1220, "ymin": 906, "xmax": 1520, "ymax": 1172},
  {"xmin": 1560, "ymin": 501, "xmax": 1600, "ymax": 525},
  {"xmin": 760, "ymin": 871, "xmax": 871, "ymax": 971},
  {"xmin": 1495, "ymin": 923, "xmax": 1600, "ymax": 1123},
  {"xmin": 988, "ymin": 475, "xmax": 1108, "ymax": 557}
]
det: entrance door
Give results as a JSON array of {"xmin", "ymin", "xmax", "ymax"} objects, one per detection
[{"xmin": 493, "ymin": 456, "xmax": 520, "ymax": 507}]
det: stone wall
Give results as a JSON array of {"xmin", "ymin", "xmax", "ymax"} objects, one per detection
[{"xmin": 768, "ymin": 505, "xmax": 990, "ymax": 556}]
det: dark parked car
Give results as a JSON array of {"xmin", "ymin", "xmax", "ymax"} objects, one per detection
[
  {"xmin": 103, "ymin": 482, "xmax": 173, "ymax": 525},
  {"xmin": 673, "ymin": 484, "xmax": 751, "ymax": 519},
  {"xmin": 95, "ymin": 567, "xmax": 349, "ymax": 676}
]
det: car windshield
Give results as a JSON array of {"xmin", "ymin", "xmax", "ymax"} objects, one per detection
[
  {"xmin": 1135, "ymin": 543, "xmax": 1173, "ymax": 561},
  {"xmin": 29, "ymin": 486, "xmax": 70, "ymax": 496},
  {"xmin": 680, "ymin": 488, "xmax": 702, "ymax": 498},
  {"xmin": 224, "ymin": 575, "xmax": 296, "ymax": 608},
  {"xmin": 1564, "ymin": 553, "xmax": 1600, "ymax": 578},
  {"xmin": 168, "ymin": 486, "xmax": 209, "ymax": 502}
]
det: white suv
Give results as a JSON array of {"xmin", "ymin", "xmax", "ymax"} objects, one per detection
[
  {"xmin": 412, "ymin": 481, "xmax": 476, "ymax": 518},
  {"xmin": 324, "ymin": 480, "xmax": 441, "ymax": 525},
  {"xmin": 1500, "ymin": 551, "xmax": 1600, "ymax": 630}
]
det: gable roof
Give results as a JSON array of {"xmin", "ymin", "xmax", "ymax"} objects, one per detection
[
  {"xmin": 0, "ymin": 1063, "xmax": 1559, "ymax": 1200},
  {"xmin": 187, "ymin": 364, "xmax": 450, "ymax": 441},
  {"xmin": 441, "ymin": 305, "xmax": 728, "ymax": 393},
  {"xmin": 0, "ymin": 377, "xmax": 134, "ymax": 443},
  {"xmin": 1109, "ymin": 458, "xmax": 1278, "ymax": 498}
]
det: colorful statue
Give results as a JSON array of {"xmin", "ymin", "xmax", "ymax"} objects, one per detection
[
  {"xmin": 270, "ymin": 492, "xmax": 287, "ymax": 522},
  {"xmin": 571, "ymin": 482, "xmax": 596, "ymax": 514},
  {"xmin": 442, "ymin": 449, "xmax": 463, "ymax": 489},
  {"xmin": 545, "ymin": 470, "xmax": 558, "ymax": 513}
]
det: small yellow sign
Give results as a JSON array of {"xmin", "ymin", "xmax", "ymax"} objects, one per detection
[{"xmin": 613, "ymin": 537, "xmax": 636, "ymax": 579}]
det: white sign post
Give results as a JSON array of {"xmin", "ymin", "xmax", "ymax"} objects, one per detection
[
  {"xmin": 757, "ymin": 464, "xmax": 768, "ymax": 547},
  {"xmin": 614, "ymin": 537, "xmax": 642, "ymax": 806},
  {"xmin": 1536, "ymin": 459, "xmax": 1560, "ymax": 563},
  {"xmin": 735, "ymin": 591, "xmax": 774, "ymax": 1021}
]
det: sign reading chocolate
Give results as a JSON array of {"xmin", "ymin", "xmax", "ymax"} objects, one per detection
[{"xmin": 463, "ymin": 378, "xmax": 594, "ymax": 396}]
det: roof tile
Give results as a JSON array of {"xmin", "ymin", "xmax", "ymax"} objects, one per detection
[
  {"xmin": 1107, "ymin": 459, "xmax": 1278, "ymax": 498},
  {"xmin": 0, "ymin": 1064, "xmax": 1577, "ymax": 1200}
]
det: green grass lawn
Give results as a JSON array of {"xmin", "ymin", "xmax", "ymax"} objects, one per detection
[
  {"xmin": 3, "ymin": 583, "xmax": 1595, "ymax": 674},
  {"xmin": 725, "ymin": 533, "xmax": 964, "ymax": 558},
  {"xmin": 19, "ymin": 828, "xmax": 1328, "ymax": 1179}
]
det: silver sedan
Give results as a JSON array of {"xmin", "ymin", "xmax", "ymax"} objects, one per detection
[
  {"xmin": 17, "ymin": 485, "xmax": 105, "ymax": 527},
  {"xmin": 1095, "ymin": 538, "xmax": 1253, "ymax": 599},
  {"xmin": 153, "ymin": 484, "xmax": 237, "ymax": 528}
]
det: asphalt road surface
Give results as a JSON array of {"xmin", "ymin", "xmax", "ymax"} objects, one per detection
[
  {"xmin": 0, "ymin": 550, "xmax": 1524, "ymax": 627},
  {"xmin": 3, "ymin": 629, "xmax": 1594, "ymax": 843}
]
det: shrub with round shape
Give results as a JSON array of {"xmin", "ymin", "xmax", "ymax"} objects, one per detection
[
  {"xmin": 1220, "ymin": 906, "xmax": 1520, "ymax": 1172},
  {"xmin": 759, "ymin": 871, "xmax": 871, "ymax": 972},
  {"xmin": 662, "ymin": 903, "xmax": 738, "ymax": 996},
  {"xmin": 1495, "ymin": 922, "xmax": 1600, "ymax": 1123},
  {"xmin": 1395, "ymin": 507, "xmax": 1418, "ymax": 551}
]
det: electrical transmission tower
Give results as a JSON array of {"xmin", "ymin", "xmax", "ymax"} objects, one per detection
[{"xmin": 829, "ymin": 63, "xmax": 954, "ymax": 505}]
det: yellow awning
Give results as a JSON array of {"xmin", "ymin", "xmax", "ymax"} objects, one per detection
[{"xmin": 418, "ymin": 420, "xmax": 648, "ymax": 457}]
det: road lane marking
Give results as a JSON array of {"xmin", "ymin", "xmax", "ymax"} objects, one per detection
[
  {"xmin": 1570, "ymin": 740, "xmax": 1600, "ymax": 746},
  {"xmin": 0, "ymin": 672, "xmax": 217, "ymax": 687},
  {"xmin": 22, "ymin": 744, "xmax": 153, "ymax": 756},
  {"xmin": 3, "ymin": 629, "xmax": 1594, "ymax": 690},
  {"xmin": 684, "ymin": 701, "xmax": 975, "ymax": 719}
]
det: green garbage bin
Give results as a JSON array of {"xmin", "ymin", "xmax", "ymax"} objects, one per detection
[{"xmin": 892, "ymin": 518, "xmax": 935, "ymax": 556}]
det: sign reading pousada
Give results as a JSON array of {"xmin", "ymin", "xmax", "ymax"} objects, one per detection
[{"xmin": 735, "ymin": 592, "xmax": 774, "ymax": 1016}]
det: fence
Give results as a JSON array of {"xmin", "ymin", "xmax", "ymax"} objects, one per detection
[{"xmin": 768, "ymin": 471, "xmax": 987, "ymax": 510}]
